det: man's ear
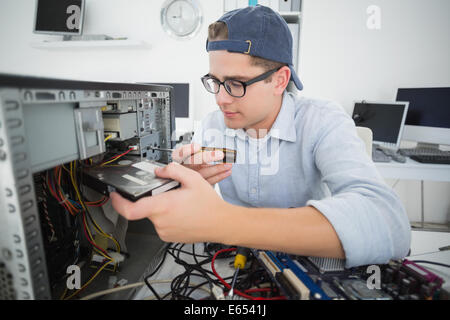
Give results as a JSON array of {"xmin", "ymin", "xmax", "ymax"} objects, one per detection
[{"xmin": 273, "ymin": 66, "xmax": 291, "ymax": 95}]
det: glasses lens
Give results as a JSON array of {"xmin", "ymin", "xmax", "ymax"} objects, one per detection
[
  {"xmin": 224, "ymin": 80, "xmax": 245, "ymax": 97},
  {"xmin": 202, "ymin": 77, "xmax": 219, "ymax": 94}
]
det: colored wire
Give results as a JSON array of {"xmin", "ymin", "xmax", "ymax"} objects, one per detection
[
  {"xmin": 64, "ymin": 259, "xmax": 113, "ymax": 300},
  {"xmin": 81, "ymin": 211, "xmax": 111, "ymax": 259},
  {"xmin": 70, "ymin": 161, "xmax": 121, "ymax": 254},
  {"xmin": 100, "ymin": 148, "xmax": 134, "ymax": 166},
  {"xmin": 211, "ymin": 248, "xmax": 284, "ymax": 300},
  {"xmin": 104, "ymin": 134, "xmax": 113, "ymax": 142},
  {"xmin": 411, "ymin": 260, "xmax": 450, "ymax": 268}
]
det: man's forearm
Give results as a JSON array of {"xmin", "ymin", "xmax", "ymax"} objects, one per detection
[{"xmin": 219, "ymin": 204, "xmax": 345, "ymax": 259}]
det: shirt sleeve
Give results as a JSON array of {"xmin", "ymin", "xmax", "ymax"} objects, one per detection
[{"xmin": 306, "ymin": 102, "xmax": 411, "ymax": 268}]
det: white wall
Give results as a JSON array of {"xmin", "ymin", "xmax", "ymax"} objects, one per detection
[
  {"xmin": 0, "ymin": 0, "xmax": 223, "ymax": 133},
  {"xmin": 299, "ymin": 0, "xmax": 450, "ymax": 112},
  {"xmin": 299, "ymin": 0, "xmax": 450, "ymax": 224},
  {"xmin": 0, "ymin": 0, "xmax": 449, "ymax": 225}
]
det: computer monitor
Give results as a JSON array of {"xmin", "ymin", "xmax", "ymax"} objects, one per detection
[
  {"xmin": 352, "ymin": 101, "xmax": 409, "ymax": 150},
  {"xmin": 396, "ymin": 87, "xmax": 450, "ymax": 147},
  {"xmin": 34, "ymin": 0, "xmax": 85, "ymax": 36}
]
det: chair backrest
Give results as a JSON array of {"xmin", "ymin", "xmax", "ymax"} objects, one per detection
[{"xmin": 356, "ymin": 126, "xmax": 373, "ymax": 156}]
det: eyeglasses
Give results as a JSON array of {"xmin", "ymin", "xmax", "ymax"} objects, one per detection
[{"xmin": 201, "ymin": 67, "xmax": 281, "ymax": 98}]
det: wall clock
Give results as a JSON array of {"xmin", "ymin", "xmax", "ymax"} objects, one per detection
[{"xmin": 161, "ymin": 0, "xmax": 203, "ymax": 39}]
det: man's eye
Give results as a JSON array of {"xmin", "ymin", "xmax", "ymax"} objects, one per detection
[{"xmin": 228, "ymin": 81, "xmax": 242, "ymax": 88}]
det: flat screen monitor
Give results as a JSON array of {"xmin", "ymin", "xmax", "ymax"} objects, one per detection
[
  {"xmin": 352, "ymin": 101, "xmax": 409, "ymax": 149},
  {"xmin": 396, "ymin": 87, "xmax": 450, "ymax": 146},
  {"xmin": 34, "ymin": 0, "xmax": 85, "ymax": 35}
]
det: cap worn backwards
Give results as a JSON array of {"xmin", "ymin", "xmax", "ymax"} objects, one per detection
[{"xmin": 206, "ymin": 5, "xmax": 303, "ymax": 90}]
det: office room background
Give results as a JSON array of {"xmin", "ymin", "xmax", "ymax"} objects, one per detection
[{"xmin": 0, "ymin": 0, "xmax": 449, "ymax": 226}]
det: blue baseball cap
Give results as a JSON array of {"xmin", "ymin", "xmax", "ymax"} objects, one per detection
[{"xmin": 206, "ymin": 5, "xmax": 303, "ymax": 90}]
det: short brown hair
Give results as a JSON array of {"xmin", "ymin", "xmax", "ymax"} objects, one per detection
[{"xmin": 207, "ymin": 21, "xmax": 285, "ymax": 81}]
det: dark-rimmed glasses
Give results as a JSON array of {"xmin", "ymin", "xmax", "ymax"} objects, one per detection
[{"xmin": 201, "ymin": 67, "xmax": 281, "ymax": 98}]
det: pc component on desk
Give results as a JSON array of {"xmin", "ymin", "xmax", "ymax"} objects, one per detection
[
  {"xmin": 0, "ymin": 73, "xmax": 176, "ymax": 300},
  {"xmin": 352, "ymin": 100, "xmax": 409, "ymax": 163},
  {"xmin": 146, "ymin": 82, "xmax": 193, "ymax": 145},
  {"xmin": 252, "ymin": 250, "xmax": 447, "ymax": 300},
  {"xmin": 34, "ymin": 0, "xmax": 85, "ymax": 37},
  {"xmin": 409, "ymin": 154, "xmax": 450, "ymax": 165},
  {"xmin": 395, "ymin": 87, "xmax": 450, "ymax": 164},
  {"xmin": 396, "ymin": 87, "xmax": 450, "ymax": 153}
]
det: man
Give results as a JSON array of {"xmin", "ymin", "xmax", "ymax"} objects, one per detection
[{"xmin": 111, "ymin": 5, "xmax": 411, "ymax": 268}]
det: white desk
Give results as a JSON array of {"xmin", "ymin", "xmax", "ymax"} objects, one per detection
[
  {"xmin": 375, "ymin": 158, "xmax": 450, "ymax": 231},
  {"xmin": 409, "ymin": 230, "xmax": 450, "ymax": 256},
  {"xmin": 375, "ymin": 157, "xmax": 450, "ymax": 182}
]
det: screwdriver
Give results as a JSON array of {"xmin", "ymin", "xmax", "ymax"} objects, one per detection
[
  {"xmin": 149, "ymin": 146, "xmax": 237, "ymax": 163},
  {"xmin": 228, "ymin": 247, "xmax": 250, "ymax": 299},
  {"xmin": 149, "ymin": 146, "xmax": 174, "ymax": 152}
]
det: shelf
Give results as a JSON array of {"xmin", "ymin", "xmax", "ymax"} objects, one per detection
[
  {"xmin": 280, "ymin": 11, "xmax": 301, "ymax": 23},
  {"xmin": 30, "ymin": 39, "xmax": 150, "ymax": 50}
]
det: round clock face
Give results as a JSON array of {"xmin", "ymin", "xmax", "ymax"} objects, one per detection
[{"xmin": 161, "ymin": 0, "xmax": 203, "ymax": 39}]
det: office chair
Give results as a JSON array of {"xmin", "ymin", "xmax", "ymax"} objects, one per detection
[{"xmin": 356, "ymin": 126, "xmax": 373, "ymax": 156}]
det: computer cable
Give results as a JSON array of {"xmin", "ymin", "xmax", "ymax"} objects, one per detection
[{"xmin": 410, "ymin": 260, "xmax": 450, "ymax": 268}]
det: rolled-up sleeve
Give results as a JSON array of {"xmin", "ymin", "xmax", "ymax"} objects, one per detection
[{"xmin": 306, "ymin": 102, "xmax": 411, "ymax": 268}]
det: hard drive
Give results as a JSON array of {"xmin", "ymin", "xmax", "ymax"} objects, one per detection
[{"xmin": 82, "ymin": 159, "xmax": 180, "ymax": 201}]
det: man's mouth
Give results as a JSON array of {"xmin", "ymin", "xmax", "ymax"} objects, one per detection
[{"xmin": 223, "ymin": 111, "xmax": 239, "ymax": 118}]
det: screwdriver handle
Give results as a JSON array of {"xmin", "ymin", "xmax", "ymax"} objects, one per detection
[{"xmin": 234, "ymin": 247, "xmax": 251, "ymax": 269}]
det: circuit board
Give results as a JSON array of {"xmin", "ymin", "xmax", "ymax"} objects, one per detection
[{"xmin": 252, "ymin": 250, "xmax": 448, "ymax": 300}]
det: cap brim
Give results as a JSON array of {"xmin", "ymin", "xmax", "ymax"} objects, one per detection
[{"xmin": 289, "ymin": 65, "xmax": 303, "ymax": 90}]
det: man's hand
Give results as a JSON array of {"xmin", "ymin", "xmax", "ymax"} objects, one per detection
[
  {"xmin": 172, "ymin": 143, "xmax": 232, "ymax": 185},
  {"xmin": 110, "ymin": 162, "xmax": 230, "ymax": 244}
]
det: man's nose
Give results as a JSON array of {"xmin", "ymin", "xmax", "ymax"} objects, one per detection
[{"xmin": 215, "ymin": 84, "xmax": 233, "ymax": 106}]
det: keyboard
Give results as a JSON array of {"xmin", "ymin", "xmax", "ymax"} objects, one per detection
[
  {"xmin": 410, "ymin": 155, "xmax": 450, "ymax": 164},
  {"xmin": 399, "ymin": 148, "xmax": 450, "ymax": 157}
]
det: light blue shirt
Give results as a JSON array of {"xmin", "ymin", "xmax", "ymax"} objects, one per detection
[{"xmin": 192, "ymin": 91, "xmax": 411, "ymax": 268}]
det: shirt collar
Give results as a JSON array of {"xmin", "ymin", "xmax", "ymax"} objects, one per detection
[{"xmin": 224, "ymin": 91, "xmax": 297, "ymax": 142}]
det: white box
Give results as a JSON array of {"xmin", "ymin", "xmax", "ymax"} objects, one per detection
[
  {"xmin": 291, "ymin": 0, "xmax": 301, "ymax": 12},
  {"xmin": 224, "ymin": 0, "xmax": 237, "ymax": 12},
  {"xmin": 237, "ymin": 0, "xmax": 248, "ymax": 8},
  {"xmin": 269, "ymin": 0, "xmax": 279, "ymax": 11},
  {"xmin": 279, "ymin": 0, "xmax": 292, "ymax": 12}
]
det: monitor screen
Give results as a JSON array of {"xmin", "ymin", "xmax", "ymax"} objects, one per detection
[
  {"xmin": 396, "ymin": 87, "xmax": 450, "ymax": 145},
  {"xmin": 352, "ymin": 101, "xmax": 408, "ymax": 147},
  {"xmin": 34, "ymin": 0, "xmax": 84, "ymax": 35},
  {"xmin": 396, "ymin": 87, "xmax": 450, "ymax": 129}
]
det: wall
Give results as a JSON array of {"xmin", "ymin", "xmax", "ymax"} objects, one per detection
[
  {"xmin": 0, "ymin": 0, "xmax": 223, "ymax": 134},
  {"xmin": 0, "ymin": 0, "xmax": 449, "ymax": 224},
  {"xmin": 299, "ymin": 0, "xmax": 450, "ymax": 224}
]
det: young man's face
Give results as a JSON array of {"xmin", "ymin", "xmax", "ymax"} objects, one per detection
[{"xmin": 208, "ymin": 50, "xmax": 283, "ymax": 133}]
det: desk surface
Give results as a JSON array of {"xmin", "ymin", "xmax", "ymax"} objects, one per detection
[
  {"xmin": 375, "ymin": 157, "xmax": 450, "ymax": 182},
  {"xmin": 410, "ymin": 230, "xmax": 450, "ymax": 256}
]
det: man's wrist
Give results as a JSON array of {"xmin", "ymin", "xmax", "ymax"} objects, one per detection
[{"xmin": 212, "ymin": 202, "xmax": 247, "ymax": 246}]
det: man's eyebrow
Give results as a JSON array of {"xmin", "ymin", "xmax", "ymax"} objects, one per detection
[{"xmin": 207, "ymin": 73, "xmax": 250, "ymax": 82}]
